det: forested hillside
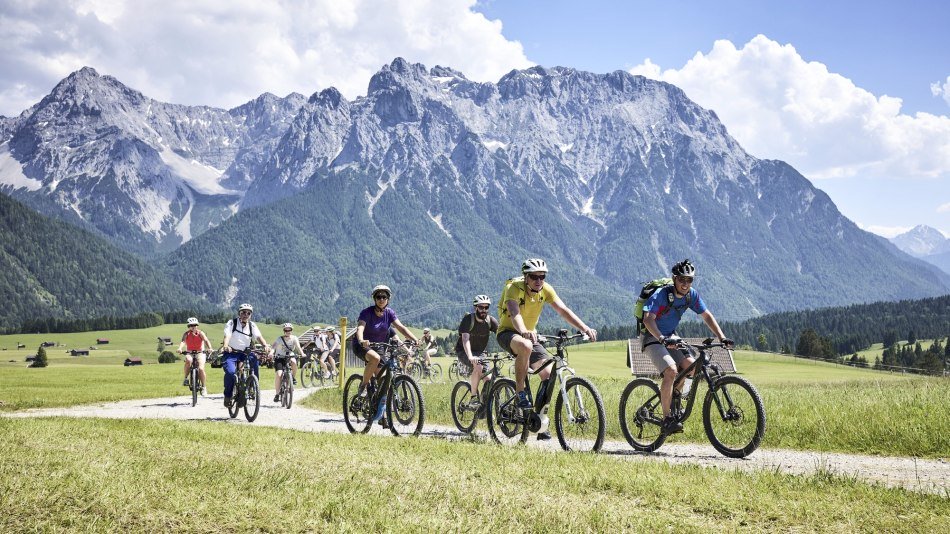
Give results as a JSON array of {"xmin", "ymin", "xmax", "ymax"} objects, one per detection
[{"xmin": 0, "ymin": 193, "xmax": 207, "ymax": 331}]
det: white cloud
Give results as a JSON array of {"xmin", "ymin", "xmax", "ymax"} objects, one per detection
[
  {"xmin": 938, "ymin": 202, "xmax": 950, "ymax": 214},
  {"xmin": 629, "ymin": 35, "xmax": 950, "ymax": 184},
  {"xmin": 932, "ymin": 76, "xmax": 950, "ymax": 108},
  {"xmin": 860, "ymin": 224, "xmax": 912, "ymax": 239},
  {"xmin": 0, "ymin": 0, "xmax": 532, "ymax": 116}
]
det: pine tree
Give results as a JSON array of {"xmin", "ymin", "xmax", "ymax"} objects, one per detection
[{"xmin": 31, "ymin": 345, "xmax": 48, "ymax": 368}]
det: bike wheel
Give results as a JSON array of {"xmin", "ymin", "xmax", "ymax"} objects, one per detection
[
  {"xmin": 429, "ymin": 363, "xmax": 442, "ymax": 384},
  {"xmin": 244, "ymin": 374, "xmax": 260, "ymax": 422},
  {"xmin": 554, "ymin": 376, "xmax": 606, "ymax": 452},
  {"xmin": 285, "ymin": 374, "xmax": 293, "ymax": 409},
  {"xmin": 618, "ymin": 378, "xmax": 666, "ymax": 452},
  {"xmin": 300, "ymin": 361, "xmax": 313, "ymax": 388},
  {"xmin": 486, "ymin": 378, "xmax": 528, "ymax": 446},
  {"xmin": 387, "ymin": 375, "xmax": 425, "ymax": 436},
  {"xmin": 228, "ymin": 376, "xmax": 241, "ymax": 419},
  {"xmin": 342, "ymin": 374, "xmax": 373, "ymax": 434},
  {"xmin": 450, "ymin": 381, "xmax": 478, "ymax": 433},
  {"xmin": 703, "ymin": 375, "xmax": 766, "ymax": 458},
  {"xmin": 190, "ymin": 367, "xmax": 199, "ymax": 407},
  {"xmin": 448, "ymin": 361, "xmax": 459, "ymax": 382}
]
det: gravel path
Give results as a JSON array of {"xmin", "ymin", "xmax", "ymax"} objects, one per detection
[{"xmin": 6, "ymin": 388, "xmax": 948, "ymax": 496}]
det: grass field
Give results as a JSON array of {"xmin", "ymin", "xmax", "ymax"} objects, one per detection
[{"xmin": 1, "ymin": 417, "xmax": 946, "ymax": 532}]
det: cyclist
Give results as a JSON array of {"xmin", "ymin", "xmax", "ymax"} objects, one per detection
[
  {"xmin": 271, "ymin": 323, "xmax": 305, "ymax": 402},
  {"xmin": 222, "ymin": 303, "xmax": 272, "ymax": 408},
  {"xmin": 497, "ymin": 258, "xmax": 597, "ymax": 439},
  {"xmin": 455, "ymin": 294, "xmax": 499, "ymax": 410},
  {"xmin": 420, "ymin": 328, "xmax": 438, "ymax": 371},
  {"xmin": 178, "ymin": 317, "xmax": 212, "ymax": 396},
  {"xmin": 321, "ymin": 326, "xmax": 340, "ymax": 379},
  {"xmin": 641, "ymin": 259, "xmax": 733, "ymax": 434},
  {"xmin": 353, "ymin": 285, "xmax": 419, "ymax": 398}
]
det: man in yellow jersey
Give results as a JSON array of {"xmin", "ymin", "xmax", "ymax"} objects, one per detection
[{"xmin": 496, "ymin": 258, "xmax": 597, "ymax": 433}]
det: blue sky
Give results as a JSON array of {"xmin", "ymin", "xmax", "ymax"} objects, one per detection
[{"xmin": 1, "ymin": 0, "xmax": 947, "ymax": 236}]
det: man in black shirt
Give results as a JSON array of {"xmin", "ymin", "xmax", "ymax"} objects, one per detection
[{"xmin": 455, "ymin": 294, "xmax": 499, "ymax": 408}]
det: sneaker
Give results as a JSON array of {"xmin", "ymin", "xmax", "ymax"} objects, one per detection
[
  {"xmin": 661, "ymin": 416, "xmax": 684, "ymax": 435},
  {"xmin": 183, "ymin": 378, "xmax": 190, "ymax": 387},
  {"xmin": 379, "ymin": 417, "xmax": 389, "ymax": 429},
  {"xmin": 516, "ymin": 390, "xmax": 533, "ymax": 409},
  {"xmin": 537, "ymin": 432, "xmax": 551, "ymax": 441},
  {"xmin": 357, "ymin": 384, "xmax": 368, "ymax": 397},
  {"xmin": 273, "ymin": 394, "xmax": 280, "ymax": 403},
  {"xmin": 224, "ymin": 397, "xmax": 233, "ymax": 408},
  {"xmin": 292, "ymin": 377, "xmax": 297, "ymax": 385},
  {"xmin": 466, "ymin": 397, "xmax": 482, "ymax": 410},
  {"xmin": 324, "ymin": 372, "xmax": 331, "ymax": 379},
  {"xmin": 201, "ymin": 387, "xmax": 207, "ymax": 397}
]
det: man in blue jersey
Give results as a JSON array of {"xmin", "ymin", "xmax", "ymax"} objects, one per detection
[{"xmin": 641, "ymin": 259, "xmax": 733, "ymax": 434}]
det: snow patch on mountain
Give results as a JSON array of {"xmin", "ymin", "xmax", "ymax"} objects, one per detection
[
  {"xmin": 159, "ymin": 146, "xmax": 237, "ymax": 195},
  {"xmin": 223, "ymin": 277, "xmax": 239, "ymax": 308},
  {"xmin": 482, "ymin": 140, "xmax": 508, "ymax": 152},
  {"xmin": 0, "ymin": 143, "xmax": 42, "ymax": 191},
  {"xmin": 427, "ymin": 211, "xmax": 452, "ymax": 238}
]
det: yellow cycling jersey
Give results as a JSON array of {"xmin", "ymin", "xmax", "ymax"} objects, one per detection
[{"xmin": 498, "ymin": 280, "xmax": 559, "ymax": 333}]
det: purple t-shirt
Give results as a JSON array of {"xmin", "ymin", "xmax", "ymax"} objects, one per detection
[{"xmin": 358, "ymin": 306, "xmax": 398, "ymax": 342}]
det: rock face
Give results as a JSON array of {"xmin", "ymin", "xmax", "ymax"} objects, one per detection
[
  {"xmin": 3, "ymin": 60, "xmax": 948, "ymax": 322},
  {"xmin": 891, "ymin": 226, "xmax": 950, "ymax": 275}
]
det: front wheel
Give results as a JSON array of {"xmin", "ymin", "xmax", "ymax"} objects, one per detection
[
  {"xmin": 387, "ymin": 375, "xmax": 425, "ymax": 436},
  {"xmin": 342, "ymin": 374, "xmax": 372, "ymax": 434},
  {"xmin": 451, "ymin": 381, "xmax": 478, "ymax": 433},
  {"xmin": 619, "ymin": 378, "xmax": 666, "ymax": 452},
  {"xmin": 554, "ymin": 376, "xmax": 606, "ymax": 452},
  {"xmin": 703, "ymin": 375, "xmax": 766, "ymax": 458},
  {"xmin": 244, "ymin": 374, "xmax": 260, "ymax": 422},
  {"xmin": 486, "ymin": 377, "xmax": 528, "ymax": 446},
  {"xmin": 448, "ymin": 361, "xmax": 460, "ymax": 382},
  {"xmin": 300, "ymin": 361, "xmax": 315, "ymax": 388},
  {"xmin": 282, "ymin": 373, "xmax": 293, "ymax": 409},
  {"xmin": 190, "ymin": 366, "xmax": 199, "ymax": 407},
  {"xmin": 428, "ymin": 363, "xmax": 442, "ymax": 384}
]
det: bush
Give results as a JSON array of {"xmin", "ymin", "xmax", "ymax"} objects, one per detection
[
  {"xmin": 31, "ymin": 346, "xmax": 48, "ymax": 368},
  {"xmin": 158, "ymin": 351, "xmax": 178, "ymax": 364}
]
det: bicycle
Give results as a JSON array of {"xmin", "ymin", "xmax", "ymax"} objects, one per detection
[
  {"xmin": 408, "ymin": 359, "xmax": 442, "ymax": 384},
  {"xmin": 486, "ymin": 330, "xmax": 606, "ymax": 452},
  {"xmin": 182, "ymin": 350, "xmax": 205, "ymax": 407},
  {"xmin": 276, "ymin": 356, "xmax": 294, "ymax": 409},
  {"xmin": 342, "ymin": 340, "xmax": 425, "ymax": 436},
  {"xmin": 447, "ymin": 359, "xmax": 472, "ymax": 382},
  {"xmin": 226, "ymin": 349, "xmax": 261, "ymax": 422},
  {"xmin": 450, "ymin": 352, "xmax": 513, "ymax": 434},
  {"xmin": 300, "ymin": 351, "xmax": 323, "ymax": 388},
  {"xmin": 618, "ymin": 337, "xmax": 766, "ymax": 458}
]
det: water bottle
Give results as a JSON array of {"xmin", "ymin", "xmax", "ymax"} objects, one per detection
[{"xmin": 682, "ymin": 377, "xmax": 693, "ymax": 395}]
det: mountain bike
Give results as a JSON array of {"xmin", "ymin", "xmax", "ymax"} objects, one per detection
[
  {"xmin": 342, "ymin": 340, "xmax": 425, "ymax": 436},
  {"xmin": 619, "ymin": 337, "xmax": 766, "ymax": 458},
  {"xmin": 450, "ymin": 352, "xmax": 513, "ymax": 433},
  {"xmin": 448, "ymin": 359, "xmax": 472, "ymax": 382},
  {"xmin": 276, "ymin": 357, "xmax": 294, "ymax": 409},
  {"xmin": 227, "ymin": 350, "xmax": 261, "ymax": 422},
  {"xmin": 408, "ymin": 359, "xmax": 442, "ymax": 384},
  {"xmin": 182, "ymin": 350, "xmax": 205, "ymax": 407},
  {"xmin": 486, "ymin": 330, "xmax": 606, "ymax": 452}
]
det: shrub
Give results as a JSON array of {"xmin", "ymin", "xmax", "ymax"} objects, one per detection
[{"xmin": 158, "ymin": 351, "xmax": 178, "ymax": 364}]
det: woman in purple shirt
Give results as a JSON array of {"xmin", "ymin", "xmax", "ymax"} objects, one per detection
[{"xmin": 353, "ymin": 285, "xmax": 419, "ymax": 397}]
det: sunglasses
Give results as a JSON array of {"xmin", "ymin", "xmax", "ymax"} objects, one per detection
[
  {"xmin": 239, "ymin": 310, "xmax": 252, "ymax": 315},
  {"xmin": 283, "ymin": 329, "xmax": 292, "ymax": 333},
  {"xmin": 676, "ymin": 276, "xmax": 694, "ymax": 284},
  {"xmin": 475, "ymin": 305, "xmax": 490, "ymax": 311},
  {"xmin": 374, "ymin": 295, "xmax": 390, "ymax": 300},
  {"xmin": 188, "ymin": 324, "xmax": 197, "ymax": 327},
  {"xmin": 527, "ymin": 273, "xmax": 546, "ymax": 281}
]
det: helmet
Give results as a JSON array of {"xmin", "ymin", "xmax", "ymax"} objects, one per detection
[
  {"xmin": 372, "ymin": 285, "xmax": 392, "ymax": 299},
  {"xmin": 186, "ymin": 317, "xmax": 199, "ymax": 326},
  {"xmin": 325, "ymin": 326, "xmax": 336, "ymax": 332},
  {"xmin": 282, "ymin": 323, "xmax": 293, "ymax": 330},
  {"xmin": 473, "ymin": 294, "xmax": 491, "ymax": 306},
  {"xmin": 423, "ymin": 328, "xmax": 430, "ymax": 333},
  {"xmin": 238, "ymin": 303, "xmax": 253, "ymax": 312},
  {"xmin": 672, "ymin": 259, "xmax": 696, "ymax": 278},
  {"xmin": 521, "ymin": 258, "xmax": 548, "ymax": 274}
]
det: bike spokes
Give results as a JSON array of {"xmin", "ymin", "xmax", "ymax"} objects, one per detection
[
  {"xmin": 619, "ymin": 378, "xmax": 666, "ymax": 452},
  {"xmin": 702, "ymin": 376, "xmax": 765, "ymax": 458},
  {"xmin": 554, "ymin": 377, "xmax": 605, "ymax": 452}
]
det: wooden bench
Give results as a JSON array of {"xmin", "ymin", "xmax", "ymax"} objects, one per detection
[{"xmin": 626, "ymin": 337, "xmax": 736, "ymax": 377}]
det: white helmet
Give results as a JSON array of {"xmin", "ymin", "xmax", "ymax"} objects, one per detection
[
  {"xmin": 326, "ymin": 326, "xmax": 336, "ymax": 332},
  {"xmin": 473, "ymin": 294, "xmax": 491, "ymax": 306},
  {"xmin": 423, "ymin": 328, "xmax": 430, "ymax": 333},
  {"xmin": 186, "ymin": 317, "xmax": 199, "ymax": 326},
  {"xmin": 238, "ymin": 303, "xmax": 253, "ymax": 312},
  {"xmin": 372, "ymin": 285, "xmax": 392, "ymax": 299},
  {"xmin": 281, "ymin": 323, "xmax": 293, "ymax": 330},
  {"xmin": 521, "ymin": 258, "xmax": 548, "ymax": 274}
]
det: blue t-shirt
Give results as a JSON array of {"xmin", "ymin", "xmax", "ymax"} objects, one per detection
[
  {"xmin": 358, "ymin": 306, "xmax": 398, "ymax": 343},
  {"xmin": 643, "ymin": 286, "xmax": 707, "ymax": 336}
]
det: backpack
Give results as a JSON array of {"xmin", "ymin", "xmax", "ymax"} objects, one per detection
[
  {"xmin": 497, "ymin": 275, "xmax": 527, "ymax": 319},
  {"xmin": 231, "ymin": 317, "xmax": 255, "ymax": 336},
  {"xmin": 633, "ymin": 278, "xmax": 691, "ymax": 335}
]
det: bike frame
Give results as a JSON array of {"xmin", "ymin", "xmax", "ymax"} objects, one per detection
[{"xmin": 662, "ymin": 340, "xmax": 731, "ymax": 424}]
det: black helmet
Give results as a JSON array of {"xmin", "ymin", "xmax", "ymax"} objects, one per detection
[{"xmin": 672, "ymin": 259, "xmax": 696, "ymax": 278}]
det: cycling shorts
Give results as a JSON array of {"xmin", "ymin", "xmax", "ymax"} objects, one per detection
[
  {"xmin": 273, "ymin": 356, "xmax": 296, "ymax": 372},
  {"xmin": 496, "ymin": 330, "xmax": 549, "ymax": 365},
  {"xmin": 642, "ymin": 334, "xmax": 691, "ymax": 373}
]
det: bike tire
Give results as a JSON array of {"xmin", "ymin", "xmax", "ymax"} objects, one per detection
[
  {"xmin": 702, "ymin": 375, "xmax": 766, "ymax": 458},
  {"xmin": 387, "ymin": 375, "xmax": 425, "ymax": 437},
  {"xmin": 429, "ymin": 363, "xmax": 442, "ymax": 384},
  {"xmin": 244, "ymin": 374, "xmax": 260, "ymax": 422},
  {"xmin": 300, "ymin": 361, "xmax": 313, "ymax": 388},
  {"xmin": 448, "ymin": 361, "xmax": 459, "ymax": 382},
  {"xmin": 284, "ymin": 373, "xmax": 294, "ymax": 409},
  {"xmin": 228, "ymin": 376, "xmax": 241, "ymax": 419},
  {"xmin": 190, "ymin": 366, "xmax": 199, "ymax": 407},
  {"xmin": 486, "ymin": 377, "xmax": 528, "ymax": 446},
  {"xmin": 450, "ymin": 381, "xmax": 478, "ymax": 434},
  {"xmin": 342, "ymin": 374, "xmax": 373, "ymax": 434},
  {"xmin": 554, "ymin": 376, "xmax": 606, "ymax": 452},
  {"xmin": 618, "ymin": 378, "xmax": 666, "ymax": 452}
]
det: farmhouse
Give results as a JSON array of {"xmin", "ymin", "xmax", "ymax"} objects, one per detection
[
  {"xmin": 96, "ymin": 338, "xmax": 110, "ymax": 344},
  {"xmin": 70, "ymin": 349, "xmax": 89, "ymax": 356},
  {"xmin": 124, "ymin": 357, "xmax": 143, "ymax": 366},
  {"xmin": 157, "ymin": 336, "xmax": 173, "ymax": 346},
  {"xmin": 41, "ymin": 341, "xmax": 56, "ymax": 347}
]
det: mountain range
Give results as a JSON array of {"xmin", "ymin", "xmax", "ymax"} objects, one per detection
[
  {"xmin": 890, "ymin": 225, "xmax": 950, "ymax": 275},
  {"xmin": 1, "ymin": 59, "xmax": 948, "ymax": 328}
]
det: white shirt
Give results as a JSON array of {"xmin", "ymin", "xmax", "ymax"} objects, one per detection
[
  {"xmin": 225, "ymin": 319, "xmax": 262, "ymax": 351},
  {"xmin": 272, "ymin": 334, "xmax": 302, "ymax": 357}
]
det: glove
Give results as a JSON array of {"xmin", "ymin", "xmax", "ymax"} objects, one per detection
[{"xmin": 721, "ymin": 337, "xmax": 734, "ymax": 348}]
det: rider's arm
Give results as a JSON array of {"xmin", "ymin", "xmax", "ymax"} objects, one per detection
[
  {"xmin": 178, "ymin": 334, "xmax": 187, "ymax": 354},
  {"xmin": 461, "ymin": 332, "xmax": 476, "ymax": 364},
  {"xmin": 356, "ymin": 322, "xmax": 367, "ymax": 346},
  {"xmin": 549, "ymin": 297, "xmax": 597, "ymax": 341},
  {"xmin": 254, "ymin": 325, "xmax": 271, "ymax": 354},
  {"xmin": 393, "ymin": 319, "xmax": 418, "ymax": 344},
  {"xmin": 293, "ymin": 338, "xmax": 306, "ymax": 359},
  {"xmin": 222, "ymin": 323, "xmax": 232, "ymax": 352},
  {"xmin": 507, "ymin": 299, "xmax": 531, "ymax": 337},
  {"xmin": 200, "ymin": 331, "xmax": 213, "ymax": 352},
  {"xmin": 699, "ymin": 310, "xmax": 728, "ymax": 343}
]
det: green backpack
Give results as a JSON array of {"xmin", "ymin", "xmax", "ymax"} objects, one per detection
[{"xmin": 633, "ymin": 277, "xmax": 691, "ymax": 335}]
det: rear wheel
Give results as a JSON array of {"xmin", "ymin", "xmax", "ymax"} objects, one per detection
[
  {"xmin": 387, "ymin": 375, "xmax": 425, "ymax": 436},
  {"xmin": 227, "ymin": 375, "xmax": 241, "ymax": 419},
  {"xmin": 428, "ymin": 363, "xmax": 443, "ymax": 384},
  {"xmin": 300, "ymin": 361, "xmax": 314, "ymax": 388},
  {"xmin": 486, "ymin": 378, "xmax": 528, "ymax": 446},
  {"xmin": 190, "ymin": 366, "xmax": 199, "ymax": 407},
  {"xmin": 554, "ymin": 376, "xmax": 606, "ymax": 452},
  {"xmin": 342, "ymin": 374, "xmax": 372, "ymax": 434},
  {"xmin": 244, "ymin": 374, "xmax": 260, "ymax": 422},
  {"xmin": 619, "ymin": 378, "xmax": 666, "ymax": 452},
  {"xmin": 451, "ymin": 381, "xmax": 478, "ymax": 433},
  {"xmin": 703, "ymin": 376, "xmax": 766, "ymax": 458},
  {"xmin": 448, "ymin": 361, "xmax": 460, "ymax": 382}
]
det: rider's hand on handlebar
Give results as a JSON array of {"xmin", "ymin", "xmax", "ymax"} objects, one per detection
[
  {"xmin": 720, "ymin": 337, "xmax": 734, "ymax": 348},
  {"xmin": 520, "ymin": 330, "xmax": 538, "ymax": 342},
  {"xmin": 662, "ymin": 335, "xmax": 682, "ymax": 348},
  {"xmin": 583, "ymin": 328, "xmax": 597, "ymax": 342}
]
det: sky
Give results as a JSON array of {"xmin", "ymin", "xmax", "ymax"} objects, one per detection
[{"xmin": 1, "ymin": 0, "xmax": 947, "ymax": 237}]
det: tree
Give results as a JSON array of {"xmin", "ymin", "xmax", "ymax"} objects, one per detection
[
  {"xmin": 882, "ymin": 330, "xmax": 898, "ymax": 347},
  {"xmin": 756, "ymin": 333, "xmax": 768, "ymax": 351},
  {"xmin": 31, "ymin": 345, "xmax": 48, "ymax": 368},
  {"xmin": 158, "ymin": 351, "xmax": 178, "ymax": 364},
  {"xmin": 907, "ymin": 330, "xmax": 917, "ymax": 344}
]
